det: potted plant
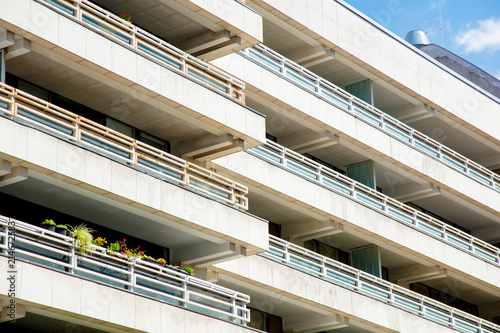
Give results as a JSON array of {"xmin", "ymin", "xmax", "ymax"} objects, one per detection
[
  {"xmin": 68, "ymin": 224, "xmax": 95, "ymax": 255},
  {"xmin": 41, "ymin": 219, "xmax": 56, "ymax": 232},
  {"xmin": 119, "ymin": 14, "xmax": 131, "ymax": 23},
  {"xmin": 92, "ymin": 237, "xmax": 107, "ymax": 247},
  {"xmin": 183, "ymin": 266, "xmax": 194, "ymax": 276},
  {"xmin": 55, "ymin": 224, "xmax": 69, "ymax": 236},
  {"xmin": 106, "ymin": 238, "xmax": 145, "ymax": 259}
]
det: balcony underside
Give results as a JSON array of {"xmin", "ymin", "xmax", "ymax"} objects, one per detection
[{"xmin": 213, "ymin": 151, "xmax": 500, "ymax": 306}]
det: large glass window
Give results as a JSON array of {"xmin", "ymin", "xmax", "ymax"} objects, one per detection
[
  {"xmin": 345, "ymin": 79, "xmax": 373, "ymax": 104},
  {"xmin": 351, "ymin": 245, "xmax": 381, "ymax": 278},
  {"xmin": 347, "ymin": 160, "xmax": 376, "ymax": 189},
  {"xmin": 0, "ymin": 49, "xmax": 4, "ymax": 83}
]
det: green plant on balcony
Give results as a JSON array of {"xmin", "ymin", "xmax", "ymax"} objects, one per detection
[
  {"xmin": 92, "ymin": 237, "xmax": 107, "ymax": 247},
  {"xmin": 41, "ymin": 218, "xmax": 56, "ymax": 232},
  {"xmin": 183, "ymin": 266, "xmax": 194, "ymax": 276},
  {"xmin": 157, "ymin": 258, "xmax": 166, "ymax": 267},
  {"xmin": 68, "ymin": 224, "xmax": 95, "ymax": 255},
  {"xmin": 55, "ymin": 224, "xmax": 69, "ymax": 236},
  {"xmin": 107, "ymin": 238, "xmax": 145, "ymax": 259},
  {"xmin": 119, "ymin": 14, "xmax": 131, "ymax": 23}
]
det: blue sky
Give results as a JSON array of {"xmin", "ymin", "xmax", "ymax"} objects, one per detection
[{"xmin": 343, "ymin": 0, "xmax": 500, "ymax": 78}]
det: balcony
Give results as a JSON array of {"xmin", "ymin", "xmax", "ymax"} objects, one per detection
[
  {"xmin": 38, "ymin": 0, "xmax": 246, "ymax": 103},
  {"xmin": 263, "ymin": 235, "xmax": 500, "ymax": 333},
  {"xmin": 248, "ymin": 139, "xmax": 500, "ymax": 266},
  {"xmin": 0, "ymin": 215, "xmax": 250, "ymax": 325},
  {"xmin": 240, "ymin": 44, "xmax": 500, "ymax": 194},
  {"xmin": 0, "ymin": 82, "xmax": 249, "ymax": 209}
]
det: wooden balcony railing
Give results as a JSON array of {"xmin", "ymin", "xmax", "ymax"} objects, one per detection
[
  {"xmin": 0, "ymin": 82, "xmax": 248, "ymax": 209},
  {"xmin": 0, "ymin": 215, "xmax": 250, "ymax": 324},
  {"xmin": 40, "ymin": 0, "xmax": 246, "ymax": 103}
]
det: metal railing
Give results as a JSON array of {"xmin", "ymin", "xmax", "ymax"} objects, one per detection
[
  {"xmin": 40, "ymin": 0, "xmax": 246, "ymax": 103},
  {"xmin": 262, "ymin": 235, "xmax": 500, "ymax": 333},
  {"xmin": 0, "ymin": 82, "xmax": 248, "ymax": 209},
  {"xmin": 248, "ymin": 140, "xmax": 500, "ymax": 265},
  {"xmin": 0, "ymin": 215, "xmax": 250, "ymax": 324},
  {"xmin": 240, "ymin": 44, "xmax": 500, "ymax": 193}
]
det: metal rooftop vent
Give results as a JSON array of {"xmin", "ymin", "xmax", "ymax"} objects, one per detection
[{"xmin": 405, "ymin": 30, "xmax": 430, "ymax": 48}]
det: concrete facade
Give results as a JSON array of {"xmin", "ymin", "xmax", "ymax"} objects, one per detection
[{"xmin": 1, "ymin": 0, "xmax": 499, "ymax": 332}]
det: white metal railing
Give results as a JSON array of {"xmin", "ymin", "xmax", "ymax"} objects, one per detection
[
  {"xmin": 262, "ymin": 236, "xmax": 500, "ymax": 333},
  {"xmin": 0, "ymin": 82, "xmax": 248, "ymax": 209},
  {"xmin": 39, "ymin": 0, "xmax": 246, "ymax": 103},
  {"xmin": 240, "ymin": 44, "xmax": 500, "ymax": 193},
  {"xmin": 0, "ymin": 215, "xmax": 250, "ymax": 324},
  {"xmin": 248, "ymin": 140, "xmax": 500, "ymax": 266}
]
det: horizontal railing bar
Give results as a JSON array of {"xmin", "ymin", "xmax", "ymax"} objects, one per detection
[
  {"xmin": 248, "ymin": 139, "xmax": 500, "ymax": 266},
  {"xmin": 39, "ymin": 0, "xmax": 245, "ymax": 103},
  {"xmin": 241, "ymin": 44, "xmax": 500, "ymax": 193},
  {"xmin": 0, "ymin": 215, "xmax": 250, "ymax": 324},
  {"xmin": 263, "ymin": 235, "xmax": 500, "ymax": 333}
]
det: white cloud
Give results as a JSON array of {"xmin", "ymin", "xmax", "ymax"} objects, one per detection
[{"xmin": 455, "ymin": 17, "xmax": 500, "ymax": 53}]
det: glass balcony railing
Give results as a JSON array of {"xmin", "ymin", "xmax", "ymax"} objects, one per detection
[
  {"xmin": 0, "ymin": 83, "xmax": 249, "ymax": 209},
  {"xmin": 262, "ymin": 235, "xmax": 500, "ymax": 333},
  {"xmin": 240, "ymin": 44, "xmax": 500, "ymax": 193},
  {"xmin": 248, "ymin": 140, "xmax": 500, "ymax": 266},
  {"xmin": 0, "ymin": 215, "xmax": 250, "ymax": 325},
  {"xmin": 40, "ymin": 0, "xmax": 246, "ymax": 103}
]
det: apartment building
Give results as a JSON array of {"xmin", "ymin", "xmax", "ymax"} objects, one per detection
[{"xmin": 0, "ymin": 0, "xmax": 499, "ymax": 332}]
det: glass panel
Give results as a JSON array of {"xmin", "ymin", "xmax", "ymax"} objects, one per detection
[
  {"xmin": 360, "ymin": 283, "xmax": 389, "ymax": 300},
  {"xmin": 322, "ymin": 176, "xmax": 352, "ymax": 195},
  {"xmin": 289, "ymin": 255, "xmax": 321, "ymax": 272},
  {"xmin": 474, "ymin": 248, "xmax": 496, "ymax": 262},
  {"xmin": 188, "ymin": 68, "xmax": 228, "ymax": 93},
  {"xmin": 0, "ymin": 99, "xmax": 8, "ymax": 112},
  {"xmin": 351, "ymin": 245, "xmax": 381, "ymax": 278},
  {"xmin": 137, "ymin": 157, "xmax": 183, "ymax": 181},
  {"xmin": 252, "ymin": 146, "xmax": 282, "ymax": 163},
  {"xmin": 17, "ymin": 107, "xmax": 73, "ymax": 136},
  {"xmin": 385, "ymin": 123, "xmax": 411, "ymax": 142},
  {"xmin": 356, "ymin": 194, "xmax": 384, "ymax": 210},
  {"xmin": 325, "ymin": 270, "xmax": 357, "ymax": 286},
  {"xmin": 81, "ymin": 134, "xmax": 130, "ymax": 158},
  {"xmin": 105, "ymin": 118, "xmax": 135, "ymax": 138},
  {"xmin": 248, "ymin": 48, "xmax": 282, "ymax": 72},
  {"xmin": 447, "ymin": 236, "xmax": 471, "ymax": 251},
  {"xmin": 18, "ymin": 80, "xmax": 50, "ymax": 101},
  {"xmin": 442, "ymin": 155, "xmax": 466, "ymax": 172},
  {"xmin": 417, "ymin": 220, "xmax": 443, "ymax": 238},
  {"xmin": 44, "ymin": 0, "xmax": 75, "ymax": 15},
  {"xmin": 286, "ymin": 160, "xmax": 317, "ymax": 179},
  {"xmin": 394, "ymin": 295, "xmax": 420, "ymax": 312},
  {"xmin": 285, "ymin": 69, "xmax": 316, "ymax": 91},
  {"xmin": 388, "ymin": 208, "xmax": 415, "ymax": 224},
  {"xmin": 320, "ymin": 88, "xmax": 350, "ymax": 109},
  {"xmin": 414, "ymin": 140, "xmax": 439, "ymax": 158},
  {"xmin": 0, "ymin": 49, "xmax": 4, "ymax": 83},
  {"xmin": 319, "ymin": 243, "xmax": 339, "ymax": 261},
  {"xmin": 424, "ymin": 307, "xmax": 450, "ymax": 323},
  {"xmin": 354, "ymin": 107, "xmax": 380, "ymax": 126},
  {"xmin": 137, "ymin": 43, "xmax": 182, "ymax": 70},
  {"xmin": 469, "ymin": 169, "xmax": 491, "ymax": 185},
  {"xmin": 82, "ymin": 15, "xmax": 130, "ymax": 44},
  {"xmin": 268, "ymin": 247, "xmax": 285, "ymax": 259},
  {"xmin": 189, "ymin": 178, "xmax": 230, "ymax": 200},
  {"xmin": 454, "ymin": 319, "xmax": 479, "ymax": 333}
]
